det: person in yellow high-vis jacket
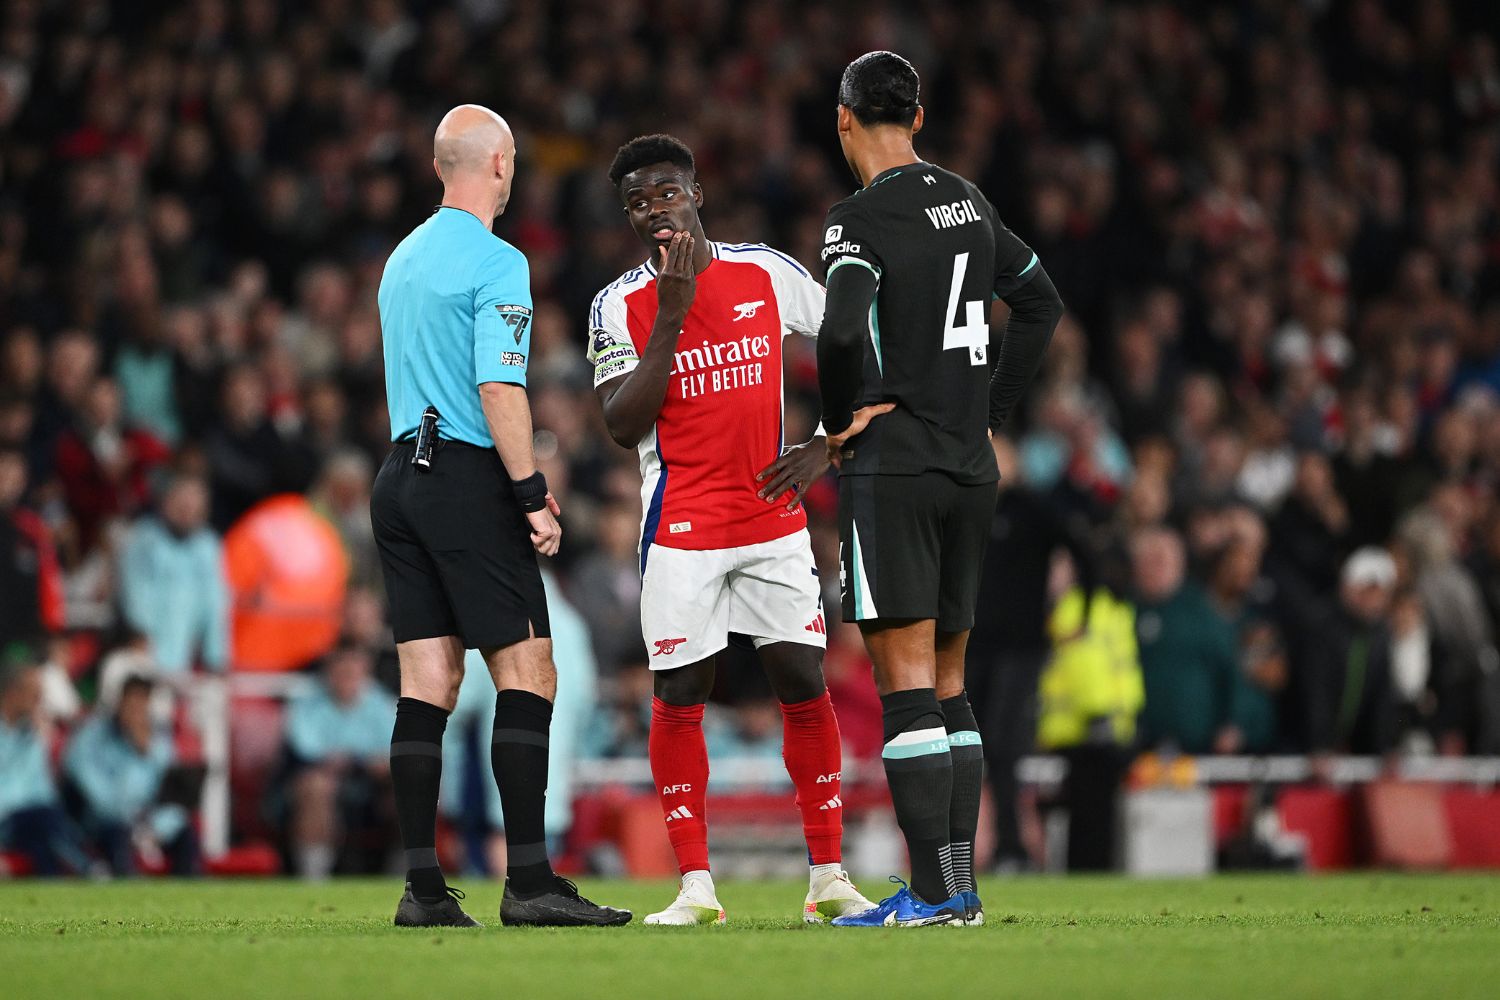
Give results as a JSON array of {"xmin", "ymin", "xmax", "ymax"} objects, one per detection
[
  {"xmin": 1038, "ymin": 586, "xmax": 1144, "ymax": 750},
  {"xmin": 1036, "ymin": 585, "xmax": 1144, "ymax": 871}
]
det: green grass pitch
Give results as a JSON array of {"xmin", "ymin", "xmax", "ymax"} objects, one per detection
[{"xmin": 3, "ymin": 874, "xmax": 1497, "ymax": 999}]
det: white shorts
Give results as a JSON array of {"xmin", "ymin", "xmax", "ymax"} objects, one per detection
[{"xmin": 640, "ymin": 530, "xmax": 827, "ymax": 669}]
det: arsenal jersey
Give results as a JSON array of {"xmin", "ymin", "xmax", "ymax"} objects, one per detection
[{"xmin": 587, "ymin": 242, "xmax": 824, "ymax": 566}]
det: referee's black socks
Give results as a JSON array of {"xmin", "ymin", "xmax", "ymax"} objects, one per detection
[
  {"xmin": 491, "ymin": 689, "xmax": 556, "ymax": 895},
  {"xmin": 941, "ymin": 692, "xmax": 983, "ymax": 896},
  {"xmin": 390, "ymin": 697, "xmax": 450, "ymax": 902},
  {"xmin": 880, "ymin": 688, "xmax": 954, "ymax": 906}
]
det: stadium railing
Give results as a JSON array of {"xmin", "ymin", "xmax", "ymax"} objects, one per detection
[{"xmin": 194, "ymin": 675, "xmax": 1500, "ymax": 870}]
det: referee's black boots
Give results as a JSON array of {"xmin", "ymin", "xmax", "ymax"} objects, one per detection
[
  {"xmin": 499, "ymin": 875, "xmax": 633, "ymax": 927},
  {"xmin": 393, "ymin": 884, "xmax": 483, "ymax": 928}
]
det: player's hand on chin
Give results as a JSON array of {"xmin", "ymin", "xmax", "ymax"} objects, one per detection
[
  {"xmin": 527, "ymin": 499, "xmax": 562, "ymax": 557},
  {"xmin": 756, "ymin": 437, "xmax": 830, "ymax": 511},
  {"xmin": 825, "ymin": 402, "xmax": 897, "ymax": 469},
  {"xmin": 655, "ymin": 231, "xmax": 697, "ymax": 324}
]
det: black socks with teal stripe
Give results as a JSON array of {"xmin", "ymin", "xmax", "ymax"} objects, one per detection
[
  {"xmin": 941, "ymin": 692, "xmax": 983, "ymax": 896},
  {"xmin": 491, "ymin": 689, "xmax": 557, "ymax": 895},
  {"xmin": 391, "ymin": 697, "xmax": 449, "ymax": 902},
  {"xmin": 880, "ymin": 688, "xmax": 953, "ymax": 905}
]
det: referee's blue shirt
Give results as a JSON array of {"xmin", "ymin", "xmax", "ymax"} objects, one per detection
[{"xmin": 378, "ymin": 206, "xmax": 533, "ymax": 448}]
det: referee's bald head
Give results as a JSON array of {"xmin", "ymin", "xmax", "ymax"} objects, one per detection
[{"xmin": 432, "ymin": 105, "xmax": 517, "ymax": 216}]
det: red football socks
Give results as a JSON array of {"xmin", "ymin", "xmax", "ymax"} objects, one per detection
[
  {"xmin": 780, "ymin": 691, "xmax": 844, "ymax": 866},
  {"xmin": 649, "ymin": 697, "xmax": 711, "ymax": 875}
]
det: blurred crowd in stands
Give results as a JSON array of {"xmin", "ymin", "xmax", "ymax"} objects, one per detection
[{"xmin": 2, "ymin": 0, "xmax": 1499, "ymax": 876}]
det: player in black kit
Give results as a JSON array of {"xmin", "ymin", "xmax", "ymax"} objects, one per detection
[{"xmin": 819, "ymin": 51, "xmax": 1064, "ymax": 928}]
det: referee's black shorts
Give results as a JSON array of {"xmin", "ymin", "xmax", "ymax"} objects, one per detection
[
  {"xmin": 371, "ymin": 439, "xmax": 550, "ymax": 648},
  {"xmin": 838, "ymin": 471, "xmax": 997, "ymax": 633}
]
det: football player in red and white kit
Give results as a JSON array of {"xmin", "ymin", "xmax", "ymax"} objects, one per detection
[{"xmin": 588, "ymin": 135, "xmax": 881, "ymax": 925}]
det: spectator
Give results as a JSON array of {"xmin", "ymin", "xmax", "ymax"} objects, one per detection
[
  {"xmin": 0, "ymin": 392, "xmax": 37, "ymax": 452},
  {"xmin": 97, "ymin": 630, "xmax": 173, "ymax": 726},
  {"xmin": 52, "ymin": 376, "xmax": 170, "ymax": 551},
  {"xmin": 307, "ymin": 449, "xmax": 380, "ymax": 592},
  {"xmin": 1110, "ymin": 317, "xmax": 1176, "ymax": 444},
  {"xmin": 300, "ymin": 378, "xmax": 353, "ymax": 466},
  {"xmin": 280, "ymin": 644, "xmax": 394, "ymax": 879},
  {"xmin": 1267, "ymin": 451, "xmax": 1352, "ymax": 629},
  {"xmin": 114, "ymin": 310, "xmax": 184, "ymax": 447},
  {"xmin": 28, "ymin": 331, "xmax": 99, "ymax": 480},
  {"xmin": 1037, "ymin": 581, "xmax": 1143, "ymax": 871},
  {"xmin": 278, "ymin": 263, "xmax": 349, "ymax": 379},
  {"xmin": 117, "ymin": 473, "xmax": 229, "ymax": 675},
  {"xmin": 1131, "ymin": 526, "xmax": 1251, "ymax": 755},
  {"xmin": 202, "ymin": 364, "xmax": 313, "ymax": 530},
  {"xmin": 223, "ymin": 492, "xmax": 349, "ymax": 673},
  {"xmin": 1397, "ymin": 507, "xmax": 1499, "ymax": 753},
  {"xmin": 0, "ymin": 329, "xmax": 44, "ymax": 401},
  {"xmin": 0, "ymin": 446, "xmax": 63, "ymax": 643},
  {"xmin": 1204, "ymin": 526, "xmax": 1287, "ymax": 752},
  {"xmin": 1331, "ymin": 382, "xmax": 1411, "ymax": 549},
  {"xmin": 565, "ymin": 502, "xmax": 644, "ymax": 674},
  {"xmin": 1237, "ymin": 405, "xmax": 1297, "ymax": 512},
  {"xmin": 1387, "ymin": 589, "xmax": 1445, "ymax": 755},
  {"xmin": 62, "ymin": 674, "xmax": 200, "ymax": 875},
  {"xmin": 0, "ymin": 651, "xmax": 87, "ymax": 875},
  {"xmin": 581, "ymin": 665, "xmax": 654, "ymax": 763},
  {"xmin": 1020, "ymin": 383, "xmax": 1132, "ymax": 507},
  {"xmin": 1301, "ymin": 548, "xmax": 1401, "ymax": 755},
  {"xmin": 1471, "ymin": 510, "xmax": 1500, "ymax": 649},
  {"xmin": 342, "ymin": 586, "xmax": 400, "ymax": 692}
]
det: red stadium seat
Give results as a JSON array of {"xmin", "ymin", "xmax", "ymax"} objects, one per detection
[
  {"xmin": 1361, "ymin": 781, "xmax": 1452, "ymax": 870},
  {"xmin": 1277, "ymin": 786, "xmax": 1355, "ymax": 870},
  {"xmin": 1212, "ymin": 784, "xmax": 1250, "ymax": 846},
  {"xmin": 616, "ymin": 793, "xmax": 678, "ymax": 877},
  {"xmin": 1443, "ymin": 789, "xmax": 1500, "ymax": 869},
  {"xmin": 228, "ymin": 695, "xmax": 286, "ymax": 842},
  {"xmin": 204, "ymin": 843, "xmax": 282, "ymax": 877},
  {"xmin": 0, "ymin": 852, "xmax": 33, "ymax": 876}
]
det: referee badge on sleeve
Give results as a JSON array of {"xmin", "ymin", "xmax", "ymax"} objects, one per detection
[{"xmin": 495, "ymin": 304, "xmax": 532, "ymax": 343}]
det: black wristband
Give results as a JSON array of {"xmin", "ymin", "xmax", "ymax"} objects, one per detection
[
  {"xmin": 512, "ymin": 471, "xmax": 549, "ymax": 513},
  {"xmin": 821, "ymin": 411, "xmax": 853, "ymax": 438}
]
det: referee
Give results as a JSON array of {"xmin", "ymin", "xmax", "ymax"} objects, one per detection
[
  {"xmin": 372, "ymin": 104, "xmax": 629, "ymax": 928},
  {"xmin": 816, "ymin": 54, "xmax": 1064, "ymax": 928}
]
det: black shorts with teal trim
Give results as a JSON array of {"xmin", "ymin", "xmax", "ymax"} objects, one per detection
[
  {"xmin": 837, "ymin": 472, "xmax": 996, "ymax": 632},
  {"xmin": 372, "ymin": 440, "xmax": 550, "ymax": 648}
]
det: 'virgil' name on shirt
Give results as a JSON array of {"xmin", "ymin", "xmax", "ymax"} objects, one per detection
[{"xmin": 924, "ymin": 199, "xmax": 982, "ymax": 230}]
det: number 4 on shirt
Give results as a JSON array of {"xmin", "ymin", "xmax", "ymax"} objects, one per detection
[{"xmin": 943, "ymin": 252, "xmax": 988, "ymax": 366}]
